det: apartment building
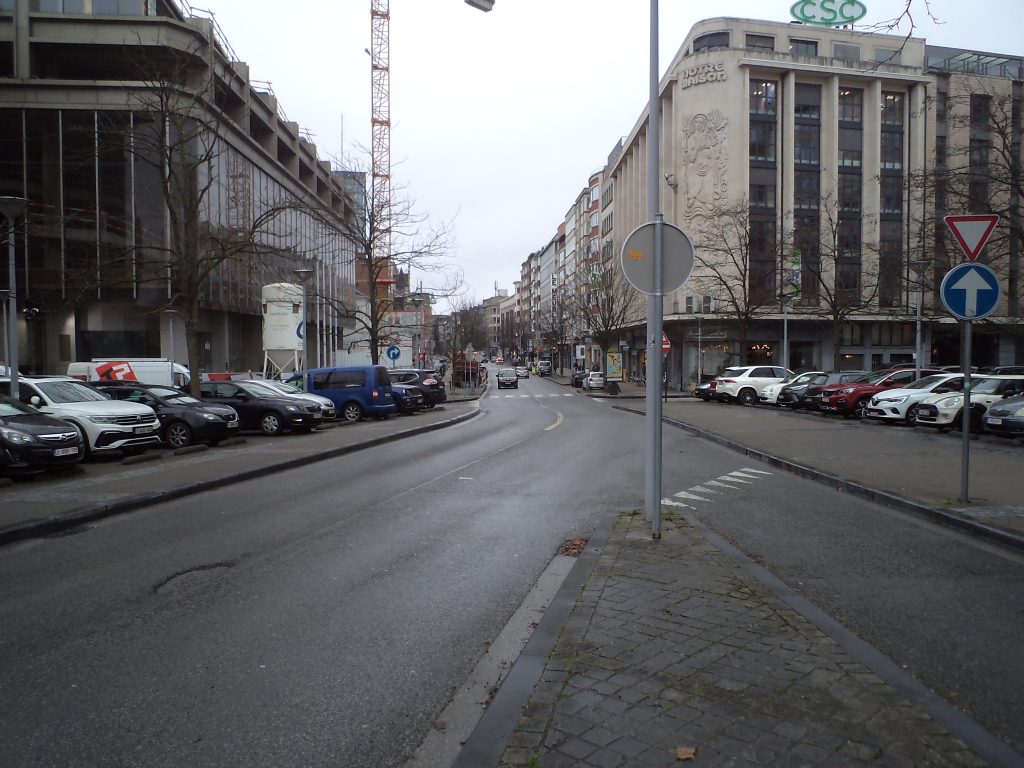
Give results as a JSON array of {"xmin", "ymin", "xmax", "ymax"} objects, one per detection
[
  {"xmin": 607, "ymin": 16, "xmax": 1022, "ymax": 386},
  {"xmin": 0, "ymin": 0, "xmax": 359, "ymax": 375}
]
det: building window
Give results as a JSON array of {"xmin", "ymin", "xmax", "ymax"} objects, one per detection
[
  {"xmin": 745, "ymin": 34, "xmax": 774, "ymax": 52},
  {"xmin": 881, "ymin": 131, "xmax": 903, "ymax": 170},
  {"xmin": 838, "ymin": 88, "xmax": 863, "ymax": 123},
  {"xmin": 833, "ymin": 42, "xmax": 860, "ymax": 62},
  {"xmin": 749, "ymin": 80, "xmax": 777, "ymax": 115},
  {"xmin": 793, "ymin": 125, "xmax": 819, "ymax": 165},
  {"xmin": 879, "ymin": 222, "xmax": 903, "ymax": 307},
  {"xmin": 970, "ymin": 138, "xmax": 990, "ymax": 168},
  {"xmin": 935, "ymin": 135, "xmax": 946, "ymax": 167},
  {"xmin": 790, "ymin": 38, "xmax": 818, "ymax": 57},
  {"xmin": 838, "ymin": 173, "xmax": 861, "ymax": 213},
  {"xmin": 794, "ymin": 171, "xmax": 819, "ymax": 210},
  {"xmin": 881, "ymin": 92, "xmax": 904, "ymax": 125},
  {"xmin": 970, "ymin": 94, "xmax": 991, "ymax": 130},
  {"xmin": 839, "ymin": 148, "xmax": 862, "ymax": 167},
  {"xmin": 875, "ymin": 47, "xmax": 902, "ymax": 65},
  {"xmin": 694, "ymin": 32, "xmax": 730, "ymax": 52},
  {"xmin": 748, "ymin": 219, "xmax": 777, "ymax": 304},
  {"xmin": 749, "ymin": 121, "xmax": 776, "ymax": 162},
  {"xmin": 750, "ymin": 183, "xmax": 776, "ymax": 208},
  {"xmin": 794, "ymin": 83, "xmax": 821, "ymax": 120},
  {"xmin": 880, "ymin": 176, "xmax": 903, "ymax": 216}
]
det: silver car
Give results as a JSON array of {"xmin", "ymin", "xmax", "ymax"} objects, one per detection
[{"xmin": 245, "ymin": 379, "xmax": 337, "ymax": 420}]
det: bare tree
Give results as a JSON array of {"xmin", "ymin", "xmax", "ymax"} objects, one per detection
[
  {"xmin": 569, "ymin": 262, "xmax": 639, "ymax": 366},
  {"xmin": 691, "ymin": 202, "xmax": 779, "ymax": 364}
]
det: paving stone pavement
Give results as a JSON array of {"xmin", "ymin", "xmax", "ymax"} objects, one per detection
[{"xmin": 496, "ymin": 512, "xmax": 992, "ymax": 768}]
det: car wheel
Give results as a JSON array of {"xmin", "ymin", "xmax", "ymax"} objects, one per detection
[
  {"xmin": 342, "ymin": 401, "xmax": 363, "ymax": 422},
  {"xmin": 165, "ymin": 421, "xmax": 194, "ymax": 448},
  {"xmin": 905, "ymin": 404, "xmax": 921, "ymax": 426},
  {"xmin": 852, "ymin": 399, "xmax": 868, "ymax": 420},
  {"xmin": 737, "ymin": 388, "xmax": 758, "ymax": 406},
  {"xmin": 67, "ymin": 421, "xmax": 91, "ymax": 460},
  {"xmin": 260, "ymin": 411, "xmax": 284, "ymax": 435}
]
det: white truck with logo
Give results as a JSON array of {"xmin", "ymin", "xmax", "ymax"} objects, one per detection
[{"xmin": 67, "ymin": 359, "xmax": 190, "ymax": 389}]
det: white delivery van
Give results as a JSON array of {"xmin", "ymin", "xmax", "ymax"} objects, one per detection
[{"xmin": 67, "ymin": 358, "xmax": 191, "ymax": 388}]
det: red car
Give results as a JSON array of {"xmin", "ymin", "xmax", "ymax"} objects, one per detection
[{"xmin": 818, "ymin": 367, "xmax": 943, "ymax": 419}]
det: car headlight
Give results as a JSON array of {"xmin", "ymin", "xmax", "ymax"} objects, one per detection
[
  {"xmin": 0, "ymin": 426, "xmax": 34, "ymax": 444},
  {"xmin": 837, "ymin": 387, "xmax": 856, "ymax": 395},
  {"xmin": 1005, "ymin": 404, "xmax": 1024, "ymax": 417},
  {"xmin": 938, "ymin": 396, "xmax": 962, "ymax": 409},
  {"xmin": 881, "ymin": 396, "xmax": 908, "ymax": 404},
  {"xmin": 203, "ymin": 413, "xmax": 220, "ymax": 421},
  {"xmin": 285, "ymin": 405, "xmax": 300, "ymax": 412},
  {"xmin": 88, "ymin": 415, "xmax": 121, "ymax": 424}
]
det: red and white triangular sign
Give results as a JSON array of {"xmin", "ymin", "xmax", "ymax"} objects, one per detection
[{"xmin": 944, "ymin": 215, "xmax": 999, "ymax": 261}]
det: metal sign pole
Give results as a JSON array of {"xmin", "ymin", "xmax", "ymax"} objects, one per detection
[{"xmin": 961, "ymin": 320, "xmax": 972, "ymax": 502}]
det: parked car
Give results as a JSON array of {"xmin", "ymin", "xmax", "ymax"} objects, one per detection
[
  {"xmin": 801, "ymin": 371, "xmax": 870, "ymax": 411},
  {"xmin": 982, "ymin": 393, "xmax": 1024, "ymax": 439},
  {"xmin": 515, "ymin": 365, "xmax": 530, "ymax": 379},
  {"xmin": 391, "ymin": 383, "xmax": 426, "ymax": 415},
  {"xmin": 537, "ymin": 361, "xmax": 553, "ymax": 376},
  {"xmin": 286, "ymin": 365, "xmax": 396, "ymax": 422},
  {"xmin": 199, "ymin": 380, "xmax": 321, "ymax": 435},
  {"xmin": 93, "ymin": 382, "xmax": 240, "ymax": 448},
  {"xmin": 978, "ymin": 365, "xmax": 1024, "ymax": 375},
  {"xmin": 583, "ymin": 371, "xmax": 605, "ymax": 391},
  {"xmin": 1, "ymin": 375, "xmax": 160, "ymax": 458},
  {"xmin": 387, "ymin": 369, "xmax": 447, "ymax": 407},
  {"xmin": 760, "ymin": 371, "xmax": 824, "ymax": 407},
  {"xmin": 250, "ymin": 379, "xmax": 337, "ymax": 420},
  {"xmin": 711, "ymin": 366, "xmax": 792, "ymax": 405},
  {"xmin": 916, "ymin": 375, "xmax": 1024, "ymax": 432},
  {"xmin": 496, "ymin": 368, "xmax": 519, "ymax": 389},
  {"xmin": 0, "ymin": 394, "xmax": 84, "ymax": 474},
  {"xmin": 817, "ymin": 367, "xmax": 943, "ymax": 419},
  {"xmin": 863, "ymin": 373, "xmax": 967, "ymax": 424},
  {"xmin": 572, "ymin": 369, "xmax": 590, "ymax": 389}
]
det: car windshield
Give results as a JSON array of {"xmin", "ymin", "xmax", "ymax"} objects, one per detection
[
  {"xmin": 236, "ymin": 381, "xmax": 277, "ymax": 398},
  {"xmin": 0, "ymin": 396, "xmax": 35, "ymax": 416},
  {"xmin": 500, "ymin": 369, "xmax": 516, "ymax": 377},
  {"xmin": 266, "ymin": 381, "xmax": 302, "ymax": 394},
  {"xmin": 36, "ymin": 380, "xmax": 109, "ymax": 403},
  {"xmin": 969, "ymin": 377, "xmax": 1004, "ymax": 394},
  {"xmin": 720, "ymin": 368, "xmax": 748, "ymax": 377},
  {"xmin": 857, "ymin": 370, "xmax": 892, "ymax": 385},
  {"xmin": 905, "ymin": 374, "xmax": 955, "ymax": 390},
  {"xmin": 153, "ymin": 388, "xmax": 203, "ymax": 404}
]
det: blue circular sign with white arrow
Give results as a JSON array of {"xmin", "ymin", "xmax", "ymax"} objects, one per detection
[
  {"xmin": 940, "ymin": 262, "xmax": 1001, "ymax": 321},
  {"xmin": 386, "ymin": 344, "xmax": 401, "ymax": 361}
]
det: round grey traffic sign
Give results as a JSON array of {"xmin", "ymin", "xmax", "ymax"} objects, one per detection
[{"xmin": 620, "ymin": 220, "xmax": 695, "ymax": 295}]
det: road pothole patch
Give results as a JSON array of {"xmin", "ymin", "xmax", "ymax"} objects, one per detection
[{"xmin": 154, "ymin": 561, "xmax": 236, "ymax": 595}]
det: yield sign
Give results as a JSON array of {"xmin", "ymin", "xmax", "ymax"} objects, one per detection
[{"xmin": 944, "ymin": 215, "xmax": 999, "ymax": 261}]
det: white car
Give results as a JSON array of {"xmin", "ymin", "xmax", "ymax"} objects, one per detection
[
  {"xmin": 915, "ymin": 375, "xmax": 1024, "ymax": 431},
  {"xmin": 583, "ymin": 371, "xmax": 605, "ymax": 391},
  {"xmin": 2, "ymin": 375, "xmax": 160, "ymax": 458},
  {"xmin": 759, "ymin": 371, "xmax": 823, "ymax": 406},
  {"xmin": 863, "ymin": 373, "xmax": 966, "ymax": 424},
  {"xmin": 712, "ymin": 366, "xmax": 793, "ymax": 405},
  {"xmin": 250, "ymin": 379, "xmax": 337, "ymax": 420}
]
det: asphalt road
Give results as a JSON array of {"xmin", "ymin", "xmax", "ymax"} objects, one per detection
[{"xmin": 2, "ymin": 377, "xmax": 1022, "ymax": 765}]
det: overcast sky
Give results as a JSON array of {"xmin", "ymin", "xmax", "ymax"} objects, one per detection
[{"xmin": 199, "ymin": 0, "xmax": 1020, "ymax": 311}]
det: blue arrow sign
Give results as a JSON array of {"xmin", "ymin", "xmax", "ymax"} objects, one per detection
[
  {"xmin": 386, "ymin": 344, "xmax": 401, "ymax": 361},
  {"xmin": 940, "ymin": 263, "xmax": 1001, "ymax": 321}
]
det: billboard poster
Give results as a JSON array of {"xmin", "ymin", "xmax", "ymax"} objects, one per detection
[{"xmin": 605, "ymin": 351, "xmax": 623, "ymax": 382}]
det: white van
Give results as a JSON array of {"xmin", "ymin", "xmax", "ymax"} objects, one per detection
[{"xmin": 67, "ymin": 359, "xmax": 190, "ymax": 389}]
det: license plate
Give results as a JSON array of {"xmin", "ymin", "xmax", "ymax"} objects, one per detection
[
  {"xmin": 228, "ymin": 421, "xmax": 239, "ymax": 428},
  {"xmin": 987, "ymin": 417, "xmax": 1003, "ymax": 425},
  {"xmin": 313, "ymin": 413, "xmax": 322, "ymax": 420},
  {"xmin": 53, "ymin": 446, "xmax": 79, "ymax": 457},
  {"xmin": 134, "ymin": 425, "xmax": 154, "ymax": 434}
]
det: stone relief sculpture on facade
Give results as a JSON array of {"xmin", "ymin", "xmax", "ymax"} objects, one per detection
[{"xmin": 679, "ymin": 111, "xmax": 728, "ymax": 218}]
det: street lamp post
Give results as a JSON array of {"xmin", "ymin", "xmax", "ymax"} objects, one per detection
[
  {"xmin": 293, "ymin": 266, "xmax": 314, "ymax": 371},
  {"xmin": 0, "ymin": 196, "xmax": 29, "ymax": 395}
]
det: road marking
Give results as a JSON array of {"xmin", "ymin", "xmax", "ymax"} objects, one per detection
[
  {"xmin": 733, "ymin": 468, "xmax": 772, "ymax": 478},
  {"xmin": 544, "ymin": 412, "xmax": 563, "ymax": 431},
  {"xmin": 674, "ymin": 490, "xmax": 711, "ymax": 501},
  {"xmin": 690, "ymin": 485, "xmax": 721, "ymax": 494},
  {"xmin": 703, "ymin": 480, "xmax": 740, "ymax": 490},
  {"xmin": 662, "ymin": 498, "xmax": 693, "ymax": 508},
  {"xmin": 718, "ymin": 474, "xmax": 751, "ymax": 484}
]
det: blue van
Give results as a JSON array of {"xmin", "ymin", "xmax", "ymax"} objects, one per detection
[{"xmin": 286, "ymin": 365, "xmax": 396, "ymax": 422}]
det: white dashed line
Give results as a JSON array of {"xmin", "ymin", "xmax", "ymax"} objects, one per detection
[{"xmin": 674, "ymin": 491, "xmax": 711, "ymax": 502}]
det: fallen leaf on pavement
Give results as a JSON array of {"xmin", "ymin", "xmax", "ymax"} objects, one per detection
[
  {"xmin": 673, "ymin": 745, "xmax": 697, "ymax": 761},
  {"xmin": 559, "ymin": 538, "xmax": 588, "ymax": 557}
]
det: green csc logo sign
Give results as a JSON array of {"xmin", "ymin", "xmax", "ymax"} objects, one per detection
[{"xmin": 790, "ymin": 0, "xmax": 867, "ymax": 26}]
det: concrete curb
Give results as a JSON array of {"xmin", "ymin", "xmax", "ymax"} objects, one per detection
[
  {"xmin": 613, "ymin": 404, "xmax": 1024, "ymax": 552},
  {"xmin": 0, "ymin": 407, "xmax": 481, "ymax": 547}
]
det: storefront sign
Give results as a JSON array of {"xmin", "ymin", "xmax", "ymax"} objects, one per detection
[
  {"xmin": 790, "ymin": 0, "xmax": 867, "ymax": 26},
  {"xmin": 679, "ymin": 62, "xmax": 727, "ymax": 90}
]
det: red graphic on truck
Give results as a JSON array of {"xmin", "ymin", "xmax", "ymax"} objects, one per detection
[{"xmin": 94, "ymin": 361, "xmax": 139, "ymax": 381}]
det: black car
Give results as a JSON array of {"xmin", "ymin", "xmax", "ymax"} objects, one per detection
[
  {"xmin": 571, "ymin": 369, "xmax": 589, "ymax": 388},
  {"xmin": 391, "ymin": 383, "xmax": 426, "ymax": 415},
  {"xmin": 93, "ymin": 382, "xmax": 239, "ymax": 448},
  {"xmin": 199, "ymin": 380, "xmax": 321, "ymax": 435},
  {"xmin": 982, "ymin": 393, "xmax": 1024, "ymax": 439},
  {"xmin": 387, "ymin": 369, "xmax": 447, "ymax": 407},
  {"xmin": 0, "ymin": 394, "xmax": 84, "ymax": 474}
]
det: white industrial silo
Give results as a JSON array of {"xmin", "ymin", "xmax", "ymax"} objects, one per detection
[{"xmin": 262, "ymin": 283, "xmax": 304, "ymax": 378}]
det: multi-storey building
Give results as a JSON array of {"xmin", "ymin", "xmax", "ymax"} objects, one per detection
[
  {"xmin": 607, "ymin": 16, "xmax": 1022, "ymax": 387},
  {"xmin": 0, "ymin": 0, "xmax": 358, "ymax": 375}
]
